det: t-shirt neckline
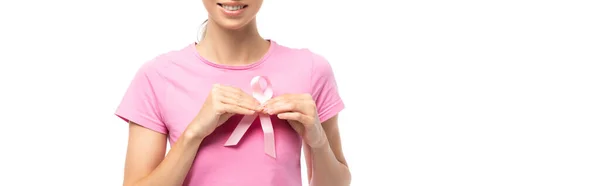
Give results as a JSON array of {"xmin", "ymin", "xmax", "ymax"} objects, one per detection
[{"xmin": 191, "ymin": 39, "xmax": 277, "ymax": 70}]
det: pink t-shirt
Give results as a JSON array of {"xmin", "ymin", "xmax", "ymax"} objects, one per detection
[{"xmin": 115, "ymin": 40, "xmax": 344, "ymax": 186}]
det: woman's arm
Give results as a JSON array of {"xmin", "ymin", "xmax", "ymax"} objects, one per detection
[
  {"xmin": 304, "ymin": 115, "xmax": 351, "ymax": 186},
  {"xmin": 123, "ymin": 122, "xmax": 203, "ymax": 186}
]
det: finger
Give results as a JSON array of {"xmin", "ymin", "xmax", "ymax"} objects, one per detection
[
  {"xmin": 277, "ymin": 112, "xmax": 312, "ymax": 124},
  {"xmin": 263, "ymin": 94, "xmax": 294, "ymax": 109},
  {"xmin": 221, "ymin": 92, "xmax": 261, "ymax": 111},
  {"xmin": 266, "ymin": 100, "xmax": 302, "ymax": 115},
  {"xmin": 269, "ymin": 98, "xmax": 316, "ymax": 115},
  {"xmin": 264, "ymin": 93, "xmax": 310, "ymax": 108},
  {"xmin": 217, "ymin": 103, "xmax": 256, "ymax": 115},
  {"xmin": 216, "ymin": 87, "xmax": 261, "ymax": 111},
  {"xmin": 219, "ymin": 96, "xmax": 251, "ymax": 109},
  {"xmin": 301, "ymin": 93, "xmax": 313, "ymax": 100}
]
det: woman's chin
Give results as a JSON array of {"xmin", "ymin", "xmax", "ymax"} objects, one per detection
[{"xmin": 214, "ymin": 18, "xmax": 253, "ymax": 30}]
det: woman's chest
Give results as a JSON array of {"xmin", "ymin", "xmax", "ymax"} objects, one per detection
[{"xmin": 160, "ymin": 72, "xmax": 310, "ymax": 144}]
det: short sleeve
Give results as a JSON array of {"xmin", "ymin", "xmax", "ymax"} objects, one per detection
[
  {"xmin": 309, "ymin": 52, "xmax": 345, "ymax": 123},
  {"xmin": 115, "ymin": 61, "xmax": 168, "ymax": 134}
]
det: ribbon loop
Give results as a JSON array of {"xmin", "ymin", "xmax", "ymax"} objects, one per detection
[
  {"xmin": 251, "ymin": 76, "xmax": 273, "ymax": 103},
  {"xmin": 224, "ymin": 76, "xmax": 276, "ymax": 158}
]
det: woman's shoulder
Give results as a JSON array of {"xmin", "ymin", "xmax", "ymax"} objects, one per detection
[
  {"xmin": 135, "ymin": 43, "xmax": 197, "ymax": 75},
  {"xmin": 271, "ymin": 41, "xmax": 332, "ymax": 69}
]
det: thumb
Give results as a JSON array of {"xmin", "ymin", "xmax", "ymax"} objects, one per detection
[
  {"xmin": 288, "ymin": 120, "xmax": 304, "ymax": 136},
  {"xmin": 218, "ymin": 113, "xmax": 235, "ymax": 126}
]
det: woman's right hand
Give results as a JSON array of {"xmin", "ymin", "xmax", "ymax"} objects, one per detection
[{"xmin": 188, "ymin": 84, "xmax": 262, "ymax": 139}]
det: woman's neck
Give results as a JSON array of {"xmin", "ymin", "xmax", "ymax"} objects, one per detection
[{"xmin": 196, "ymin": 19, "xmax": 271, "ymax": 66}]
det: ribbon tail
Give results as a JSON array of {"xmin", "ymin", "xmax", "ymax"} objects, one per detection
[
  {"xmin": 259, "ymin": 113, "xmax": 276, "ymax": 158},
  {"xmin": 224, "ymin": 115, "xmax": 257, "ymax": 146}
]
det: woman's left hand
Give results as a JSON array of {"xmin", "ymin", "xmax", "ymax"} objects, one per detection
[{"xmin": 262, "ymin": 94, "xmax": 327, "ymax": 149}]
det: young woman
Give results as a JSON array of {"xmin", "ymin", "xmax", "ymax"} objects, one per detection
[{"xmin": 115, "ymin": 0, "xmax": 351, "ymax": 185}]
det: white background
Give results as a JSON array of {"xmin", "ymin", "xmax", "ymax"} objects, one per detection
[{"xmin": 1, "ymin": 0, "xmax": 599, "ymax": 185}]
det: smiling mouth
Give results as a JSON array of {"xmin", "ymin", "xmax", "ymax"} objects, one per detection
[{"xmin": 217, "ymin": 3, "xmax": 248, "ymax": 11}]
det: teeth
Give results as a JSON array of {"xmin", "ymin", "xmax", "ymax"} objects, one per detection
[{"xmin": 223, "ymin": 5, "xmax": 244, "ymax": 11}]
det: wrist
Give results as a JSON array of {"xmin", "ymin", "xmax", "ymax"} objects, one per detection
[
  {"xmin": 309, "ymin": 130, "xmax": 330, "ymax": 151},
  {"xmin": 310, "ymin": 141, "xmax": 331, "ymax": 155},
  {"xmin": 183, "ymin": 126, "xmax": 206, "ymax": 142}
]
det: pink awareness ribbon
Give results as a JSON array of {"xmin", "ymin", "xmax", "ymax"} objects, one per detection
[{"xmin": 224, "ymin": 76, "xmax": 276, "ymax": 158}]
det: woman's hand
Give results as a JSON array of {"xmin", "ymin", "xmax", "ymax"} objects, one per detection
[
  {"xmin": 188, "ymin": 84, "xmax": 262, "ymax": 139},
  {"xmin": 262, "ymin": 94, "xmax": 327, "ymax": 148}
]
